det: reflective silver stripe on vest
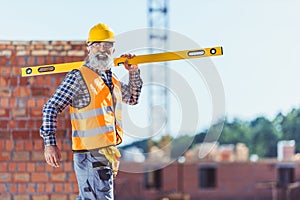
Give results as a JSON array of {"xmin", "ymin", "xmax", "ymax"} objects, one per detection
[
  {"xmin": 70, "ymin": 106, "xmax": 113, "ymax": 120},
  {"xmin": 115, "ymin": 120, "xmax": 122, "ymax": 128},
  {"xmin": 72, "ymin": 124, "xmax": 115, "ymax": 138}
]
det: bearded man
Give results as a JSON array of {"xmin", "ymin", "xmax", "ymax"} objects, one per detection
[{"xmin": 40, "ymin": 23, "xmax": 143, "ymax": 200}]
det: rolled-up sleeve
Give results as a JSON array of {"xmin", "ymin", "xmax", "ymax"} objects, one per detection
[{"xmin": 40, "ymin": 71, "xmax": 80, "ymax": 146}]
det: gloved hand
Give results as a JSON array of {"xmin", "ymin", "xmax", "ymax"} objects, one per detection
[
  {"xmin": 101, "ymin": 146, "xmax": 121, "ymax": 178},
  {"xmin": 102, "ymin": 146, "xmax": 121, "ymax": 163}
]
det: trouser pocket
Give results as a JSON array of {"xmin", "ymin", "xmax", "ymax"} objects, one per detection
[{"xmin": 97, "ymin": 168, "xmax": 113, "ymax": 192}]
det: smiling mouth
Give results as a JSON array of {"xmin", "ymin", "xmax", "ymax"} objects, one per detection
[{"xmin": 96, "ymin": 54, "xmax": 108, "ymax": 60}]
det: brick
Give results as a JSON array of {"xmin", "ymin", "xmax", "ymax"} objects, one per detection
[
  {"xmin": 16, "ymin": 97, "xmax": 26, "ymax": 108},
  {"xmin": 36, "ymin": 183, "xmax": 45, "ymax": 193},
  {"xmin": 68, "ymin": 172, "xmax": 77, "ymax": 182},
  {"xmin": 27, "ymin": 99, "xmax": 35, "ymax": 108},
  {"xmin": 0, "ymin": 67, "xmax": 11, "ymax": 76},
  {"xmin": 0, "ymin": 140, "xmax": 4, "ymax": 150},
  {"xmin": 0, "ymin": 108, "xmax": 10, "ymax": 118},
  {"xmin": 0, "ymin": 56, "xmax": 9, "ymax": 65},
  {"xmin": 14, "ymin": 195, "xmax": 30, "ymax": 200},
  {"xmin": 16, "ymin": 45, "xmax": 26, "ymax": 50},
  {"xmin": 24, "ymin": 140, "xmax": 34, "ymax": 151},
  {"xmin": 11, "ymin": 67, "xmax": 21, "ymax": 76},
  {"xmin": 27, "ymin": 183, "xmax": 36, "ymax": 193},
  {"xmin": 11, "ymin": 108, "xmax": 27, "ymax": 118},
  {"xmin": 31, "ymin": 88, "xmax": 49, "ymax": 96},
  {"xmin": 51, "ymin": 172, "xmax": 67, "ymax": 182},
  {"xmin": 69, "ymin": 194, "xmax": 78, "ymax": 200},
  {"xmin": 31, "ymin": 41, "xmax": 49, "ymax": 45},
  {"xmin": 63, "ymin": 162, "xmax": 73, "ymax": 172},
  {"xmin": 0, "ymin": 97, "xmax": 9, "ymax": 107},
  {"xmin": 32, "ymin": 50, "xmax": 49, "ymax": 56},
  {"xmin": 0, "ymin": 194, "xmax": 12, "ymax": 200},
  {"xmin": 36, "ymin": 98, "xmax": 47, "ymax": 107},
  {"xmin": 0, "ymin": 182, "xmax": 8, "ymax": 193},
  {"xmin": 45, "ymin": 164, "xmax": 55, "ymax": 172},
  {"xmin": 0, "ymin": 87, "xmax": 11, "ymax": 97},
  {"xmin": 30, "ymin": 108, "xmax": 42, "ymax": 117},
  {"xmin": 9, "ymin": 97, "xmax": 16, "ymax": 108},
  {"xmin": 7, "ymin": 183, "xmax": 17, "ymax": 193},
  {"xmin": 15, "ymin": 140, "xmax": 24, "ymax": 150},
  {"xmin": 32, "ymin": 195, "xmax": 49, "ymax": 200},
  {"xmin": 45, "ymin": 183, "xmax": 54, "ymax": 193},
  {"xmin": 12, "ymin": 131, "xmax": 30, "ymax": 140},
  {"xmin": 0, "ymin": 162, "xmax": 7, "ymax": 172},
  {"xmin": 5, "ymin": 140, "xmax": 14, "ymax": 151},
  {"xmin": 0, "ymin": 152, "xmax": 10, "ymax": 161},
  {"xmin": 54, "ymin": 183, "xmax": 64, "ymax": 192},
  {"xmin": 13, "ymin": 41, "xmax": 30, "ymax": 45},
  {"xmin": 0, "ymin": 120, "xmax": 8, "ymax": 129},
  {"xmin": 0, "ymin": 173, "xmax": 11, "ymax": 182},
  {"xmin": 0, "ymin": 131, "xmax": 11, "ymax": 139},
  {"xmin": 0, "ymin": 50, "xmax": 12, "ymax": 56},
  {"xmin": 8, "ymin": 162, "xmax": 17, "ymax": 172},
  {"xmin": 17, "ymin": 120, "xmax": 27, "ymax": 129},
  {"xmin": 14, "ymin": 173, "xmax": 30, "ymax": 182},
  {"xmin": 8, "ymin": 121, "xmax": 16, "ymax": 129},
  {"xmin": 32, "ymin": 172, "xmax": 49, "ymax": 182},
  {"xmin": 16, "ymin": 50, "xmax": 30, "ymax": 56},
  {"xmin": 0, "ymin": 77, "xmax": 8, "ymax": 86},
  {"xmin": 35, "ymin": 162, "xmax": 45, "ymax": 172},
  {"xmin": 17, "ymin": 162, "xmax": 26, "ymax": 172},
  {"xmin": 27, "ymin": 163, "xmax": 35, "ymax": 172},
  {"xmin": 64, "ymin": 183, "xmax": 73, "ymax": 193},
  {"xmin": 9, "ymin": 77, "xmax": 18, "ymax": 86},
  {"xmin": 19, "ymin": 77, "xmax": 28, "ymax": 86},
  {"xmin": 31, "ymin": 130, "xmax": 41, "ymax": 139},
  {"xmin": 34, "ymin": 119, "xmax": 42, "ymax": 129},
  {"xmin": 17, "ymin": 183, "xmax": 27, "ymax": 193},
  {"xmin": 33, "ymin": 140, "xmax": 43, "ymax": 150},
  {"xmin": 50, "ymin": 194, "xmax": 67, "ymax": 200},
  {"xmin": 12, "ymin": 87, "xmax": 30, "ymax": 97},
  {"xmin": 12, "ymin": 152, "xmax": 30, "ymax": 161},
  {"xmin": 31, "ymin": 152, "xmax": 44, "ymax": 161},
  {"xmin": 67, "ymin": 50, "xmax": 85, "ymax": 56}
]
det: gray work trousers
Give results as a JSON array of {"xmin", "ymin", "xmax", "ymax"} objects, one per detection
[{"xmin": 74, "ymin": 152, "xmax": 113, "ymax": 200}]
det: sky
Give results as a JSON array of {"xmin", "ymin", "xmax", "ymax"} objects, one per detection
[{"xmin": 1, "ymin": 0, "xmax": 300, "ymax": 139}]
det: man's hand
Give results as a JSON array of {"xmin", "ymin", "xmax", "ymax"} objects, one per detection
[
  {"xmin": 44, "ymin": 145, "xmax": 62, "ymax": 168},
  {"xmin": 121, "ymin": 54, "xmax": 138, "ymax": 71},
  {"xmin": 101, "ymin": 146, "xmax": 121, "ymax": 163}
]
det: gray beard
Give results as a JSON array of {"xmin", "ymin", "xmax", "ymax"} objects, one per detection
[{"xmin": 89, "ymin": 52, "xmax": 113, "ymax": 71}]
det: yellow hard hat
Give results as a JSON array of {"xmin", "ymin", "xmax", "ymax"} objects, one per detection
[{"xmin": 87, "ymin": 23, "xmax": 115, "ymax": 44}]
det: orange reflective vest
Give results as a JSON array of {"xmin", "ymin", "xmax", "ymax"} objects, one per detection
[{"xmin": 69, "ymin": 66, "xmax": 123, "ymax": 151}]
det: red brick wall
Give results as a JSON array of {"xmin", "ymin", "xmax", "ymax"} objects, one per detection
[{"xmin": 0, "ymin": 41, "xmax": 86, "ymax": 200}]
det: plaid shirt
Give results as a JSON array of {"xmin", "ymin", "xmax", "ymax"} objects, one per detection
[{"xmin": 40, "ymin": 62, "xmax": 143, "ymax": 146}]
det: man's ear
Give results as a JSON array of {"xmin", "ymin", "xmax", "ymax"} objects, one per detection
[{"xmin": 86, "ymin": 46, "xmax": 90, "ymax": 53}]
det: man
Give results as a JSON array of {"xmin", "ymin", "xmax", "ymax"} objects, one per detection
[{"xmin": 40, "ymin": 23, "xmax": 143, "ymax": 200}]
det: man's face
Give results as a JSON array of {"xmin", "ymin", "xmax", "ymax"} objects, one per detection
[{"xmin": 88, "ymin": 42, "xmax": 115, "ymax": 71}]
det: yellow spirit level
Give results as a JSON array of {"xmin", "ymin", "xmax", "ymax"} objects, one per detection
[{"xmin": 21, "ymin": 46, "xmax": 223, "ymax": 77}]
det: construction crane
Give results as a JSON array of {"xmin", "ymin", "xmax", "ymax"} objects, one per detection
[{"xmin": 147, "ymin": 0, "xmax": 170, "ymax": 141}]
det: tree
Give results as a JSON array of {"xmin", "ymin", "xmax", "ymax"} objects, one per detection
[
  {"xmin": 279, "ymin": 108, "xmax": 300, "ymax": 152},
  {"xmin": 250, "ymin": 117, "xmax": 279, "ymax": 157}
]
